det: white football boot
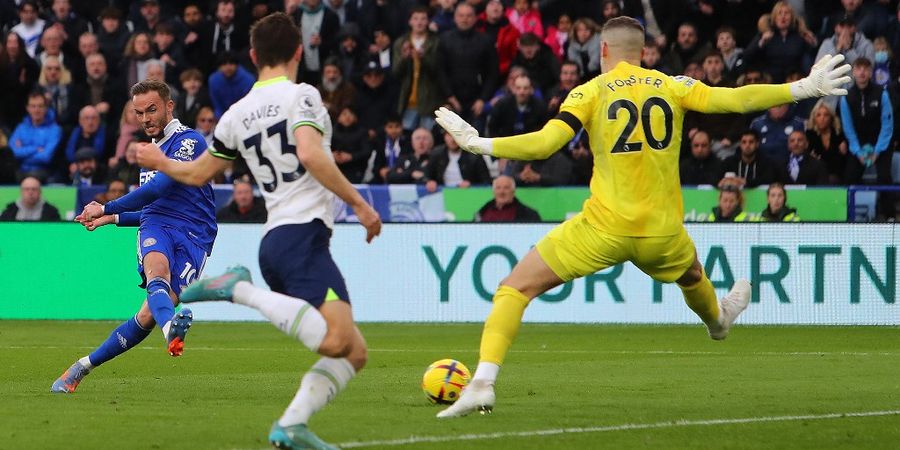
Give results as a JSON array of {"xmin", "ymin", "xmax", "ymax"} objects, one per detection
[
  {"xmin": 436, "ymin": 379, "xmax": 496, "ymax": 418},
  {"xmin": 708, "ymin": 279, "xmax": 751, "ymax": 340}
]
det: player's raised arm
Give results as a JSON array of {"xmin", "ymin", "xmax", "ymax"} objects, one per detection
[
  {"xmin": 137, "ymin": 142, "xmax": 230, "ymax": 187},
  {"xmin": 434, "ymin": 107, "xmax": 575, "ymax": 160},
  {"xmin": 684, "ymin": 54, "xmax": 852, "ymax": 114},
  {"xmin": 294, "ymin": 125, "xmax": 382, "ymax": 243}
]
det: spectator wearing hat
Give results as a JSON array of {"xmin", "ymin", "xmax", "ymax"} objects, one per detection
[
  {"xmin": 334, "ymin": 23, "xmax": 367, "ymax": 82},
  {"xmin": 0, "ymin": 177, "xmax": 61, "ymax": 222},
  {"xmin": 70, "ymin": 147, "xmax": 106, "ymax": 187},
  {"xmin": 65, "ymin": 105, "xmax": 109, "ymax": 173},
  {"xmin": 208, "ymin": 51, "xmax": 255, "ymax": 119},
  {"xmin": 354, "ymin": 59, "xmax": 399, "ymax": 140},
  {"xmin": 816, "ymin": 15, "xmax": 874, "ymax": 68},
  {"xmin": 318, "ymin": 58, "xmax": 356, "ymax": 120},
  {"xmin": 394, "ymin": 6, "xmax": 443, "ymax": 133}
]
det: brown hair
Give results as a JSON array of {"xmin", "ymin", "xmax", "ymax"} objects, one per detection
[
  {"xmin": 130, "ymin": 79, "xmax": 171, "ymax": 102},
  {"xmin": 179, "ymin": 68, "xmax": 204, "ymax": 84},
  {"xmin": 249, "ymin": 12, "xmax": 301, "ymax": 69}
]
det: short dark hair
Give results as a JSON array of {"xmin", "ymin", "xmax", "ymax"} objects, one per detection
[
  {"xmin": 561, "ymin": 59, "xmax": 582, "ymax": 76},
  {"xmin": 853, "ymin": 57, "xmax": 872, "ymax": 68},
  {"xmin": 519, "ymin": 32, "xmax": 541, "ymax": 47},
  {"xmin": 98, "ymin": 6, "xmax": 121, "ymax": 20},
  {"xmin": 409, "ymin": 5, "xmax": 430, "ymax": 19},
  {"xmin": 130, "ymin": 79, "xmax": 171, "ymax": 102},
  {"xmin": 250, "ymin": 12, "xmax": 301, "ymax": 69},
  {"xmin": 741, "ymin": 129, "xmax": 761, "ymax": 141},
  {"xmin": 27, "ymin": 90, "xmax": 46, "ymax": 103}
]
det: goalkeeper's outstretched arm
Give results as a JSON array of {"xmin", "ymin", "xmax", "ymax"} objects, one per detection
[{"xmin": 434, "ymin": 107, "xmax": 576, "ymax": 160}]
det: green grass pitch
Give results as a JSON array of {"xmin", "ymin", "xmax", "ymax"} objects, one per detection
[{"xmin": 2, "ymin": 321, "xmax": 899, "ymax": 449}]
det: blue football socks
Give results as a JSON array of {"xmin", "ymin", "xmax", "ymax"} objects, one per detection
[
  {"xmin": 146, "ymin": 277, "xmax": 175, "ymax": 331},
  {"xmin": 88, "ymin": 315, "xmax": 153, "ymax": 367}
]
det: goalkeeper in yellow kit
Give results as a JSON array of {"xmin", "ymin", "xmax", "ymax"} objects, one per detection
[{"xmin": 434, "ymin": 16, "xmax": 851, "ymax": 418}]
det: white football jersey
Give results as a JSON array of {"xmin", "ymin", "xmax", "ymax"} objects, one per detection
[{"xmin": 211, "ymin": 76, "xmax": 335, "ymax": 233}]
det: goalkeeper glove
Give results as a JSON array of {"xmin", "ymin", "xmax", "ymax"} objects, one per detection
[
  {"xmin": 789, "ymin": 54, "xmax": 852, "ymax": 100},
  {"xmin": 434, "ymin": 107, "xmax": 493, "ymax": 155}
]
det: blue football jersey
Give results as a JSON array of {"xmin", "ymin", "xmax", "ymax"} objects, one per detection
[{"xmin": 139, "ymin": 119, "xmax": 217, "ymax": 253}]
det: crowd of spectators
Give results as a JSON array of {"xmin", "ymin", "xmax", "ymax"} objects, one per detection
[{"xmin": 0, "ymin": 0, "xmax": 899, "ymax": 221}]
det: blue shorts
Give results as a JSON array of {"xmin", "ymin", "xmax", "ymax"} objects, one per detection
[
  {"xmin": 259, "ymin": 220, "xmax": 350, "ymax": 308},
  {"xmin": 137, "ymin": 225, "xmax": 209, "ymax": 296}
]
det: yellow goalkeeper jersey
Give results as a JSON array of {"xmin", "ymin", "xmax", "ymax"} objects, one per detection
[{"xmin": 556, "ymin": 61, "xmax": 790, "ymax": 236}]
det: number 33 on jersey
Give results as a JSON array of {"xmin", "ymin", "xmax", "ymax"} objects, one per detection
[
  {"xmin": 558, "ymin": 62, "xmax": 717, "ymax": 237},
  {"xmin": 209, "ymin": 77, "xmax": 336, "ymax": 234}
]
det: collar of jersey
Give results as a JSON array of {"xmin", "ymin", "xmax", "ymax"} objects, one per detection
[
  {"xmin": 154, "ymin": 119, "xmax": 183, "ymax": 147},
  {"xmin": 253, "ymin": 76, "xmax": 289, "ymax": 89}
]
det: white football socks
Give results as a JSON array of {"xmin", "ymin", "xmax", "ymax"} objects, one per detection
[
  {"xmin": 233, "ymin": 281, "xmax": 327, "ymax": 352},
  {"xmin": 78, "ymin": 356, "xmax": 94, "ymax": 371},
  {"xmin": 278, "ymin": 357, "xmax": 356, "ymax": 427},
  {"xmin": 472, "ymin": 362, "xmax": 500, "ymax": 383}
]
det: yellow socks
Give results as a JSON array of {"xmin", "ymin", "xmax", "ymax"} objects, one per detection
[
  {"xmin": 479, "ymin": 285, "xmax": 530, "ymax": 365},
  {"xmin": 679, "ymin": 273, "xmax": 720, "ymax": 327}
]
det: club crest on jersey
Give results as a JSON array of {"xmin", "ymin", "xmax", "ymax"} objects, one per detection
[
  {"xmin": 174, "ymin": 138, "xmax": 197, "ymax": 160},
  {"xmin": 142, "ymin": 237, "xmax": 157, "ymax": 247}
]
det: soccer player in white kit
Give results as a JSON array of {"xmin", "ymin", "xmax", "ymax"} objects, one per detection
[{"xmin": 137, "ymin": 13, "xmax": 381, "ymax": 450}]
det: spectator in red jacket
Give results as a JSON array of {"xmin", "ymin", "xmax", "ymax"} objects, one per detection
[{"xmin": 478, "ymin": 0, "xmax": 519, "ymax": 79}]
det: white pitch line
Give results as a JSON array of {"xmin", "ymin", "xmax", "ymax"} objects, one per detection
[
  {"xmin": 1, "ymin": 345, "xmax": 898, "ymax": 356},
  {"xmin": 336, "ymin": 409, "xmax": 900, "ymax": 448}
]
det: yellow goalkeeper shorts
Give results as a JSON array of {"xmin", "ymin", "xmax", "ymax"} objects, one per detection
[{"xmin": 535, "ymin": 213, "xmax": 696, "ymax": 283}]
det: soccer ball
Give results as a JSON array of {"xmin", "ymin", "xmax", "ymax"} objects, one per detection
[{"xmin": 421, "ymin": 359, "xmax": 471, "ymax": 404}]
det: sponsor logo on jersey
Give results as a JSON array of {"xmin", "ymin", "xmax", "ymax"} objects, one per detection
[
  {"xmin": 174, "ymin": 138, "xmax": 197, "ymax": 161},
  {"xmin": 139, "ymin": 170, "xmax": 158, "ymax": 186},
  {"xmin": 142, "ymin": 237, "xmax": 157, "ymax": 247},
  {"xmin": 672, "ymin": 75, "xmax": 696, "ymax": 87}
]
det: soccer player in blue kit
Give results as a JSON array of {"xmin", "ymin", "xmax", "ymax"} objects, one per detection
[{"xmin": 50, "ymin": 80, "xmax": 217, "ymax": 393}]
